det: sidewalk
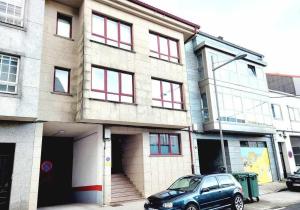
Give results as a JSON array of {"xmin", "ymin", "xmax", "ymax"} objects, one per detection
[{"xmin": 259, "ymin": 181, "xmax": 287, "ymax": 195}]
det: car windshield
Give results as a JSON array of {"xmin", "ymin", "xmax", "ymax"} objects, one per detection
[
  {"xmin": 296, "ymin": 169, "xmax": 300, "ymax": 174},
  {"xmin": 168, "ymin": 177, "xmax": 202, "ymax": 192}
]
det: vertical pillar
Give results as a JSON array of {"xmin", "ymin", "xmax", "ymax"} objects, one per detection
[{"xmin": 102, "ymin": 128, "xmax": 111, "ymax": 205}]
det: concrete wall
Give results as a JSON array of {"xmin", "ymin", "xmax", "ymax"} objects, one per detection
[
  {"xmin": 0, "ymin": 0, "xmax": 44, "ymax": 120},
  {"xmin": 72, "ymin": 127, "xmax": 103, "ymax": 204},
  {"xmin": 122, "ymin": 134, "xmax": 144, "ymax": 195},
  {"xmin": 0, "ymin": 122, "xmax": 43, "ymax": 210},
  {"xmin": 39, "ymin": 0, "xmax": 80, "ymax": 122},
  {"xmin": 79, "ymin": 0, "xmax": 191, "ymax": 128}
]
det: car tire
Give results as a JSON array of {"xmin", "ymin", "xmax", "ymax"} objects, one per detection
[
  {"xmin": 185, "ymin": 203, "xmax": 199, "ymax": 210},
  {"xmin": 232, "ymin": 194, "xmax": 244, "ymax": 210}
]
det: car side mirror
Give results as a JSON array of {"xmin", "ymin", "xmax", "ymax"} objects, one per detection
[{"xmin": 201, "ymin": 187, "xmax": 210, "ymax": 193}]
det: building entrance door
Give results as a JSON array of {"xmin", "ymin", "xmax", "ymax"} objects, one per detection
[
  {"xmin": 0, "ymin": 143, "xmax": 15, "ymax": 210},
  {"xmin": 278, "ymin": 142, "xmax": 287, "ymax": 178}
]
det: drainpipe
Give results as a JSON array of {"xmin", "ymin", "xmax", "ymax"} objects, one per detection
[{"xmin": 188, "ymin": 127, "xmax": 195, "ymax": 174}]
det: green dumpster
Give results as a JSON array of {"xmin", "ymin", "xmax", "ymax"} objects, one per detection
[
  {"xmin": 232, "ymin": 173, "xmax": 250, "ymax": 201},
  {"xmin": 248, "ymin": 173, "xmax": 259, "ymax": 202}
]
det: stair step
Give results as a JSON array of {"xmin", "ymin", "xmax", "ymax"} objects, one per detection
[
  {"xmin": 111, "ymin": 195, "xmax": 142, "ymax": 203},
  {"xmin": 112, "ymin": 187, "xmax": 138, "ymax": 193},
  {"xmin": 112, "ymin": 190, "xmax": 140, "ymax": 198}
]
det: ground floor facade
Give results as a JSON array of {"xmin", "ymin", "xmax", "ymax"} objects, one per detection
[
  {"xmin": 273, "ymin": 131, "xmax": 300, "ymax": 180},
  {"xmin": 191, "ymin": 132, "xmax": 279, "ymax": 184},
  {"xmin": 0, "ymin": 121, "xmax": 192, "ymax": 210}
]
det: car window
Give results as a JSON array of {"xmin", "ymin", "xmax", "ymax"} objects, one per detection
[
  {"xmin": 217, "ymin": 175, "xmax": 235, "ymax": 188},
  {"xmin": 201, "ymin": 176, "xmax": 219, "ymax": 190},
  {"xmin": 168, "ymin": 176, "xmax": 202, "ymax": 192}
]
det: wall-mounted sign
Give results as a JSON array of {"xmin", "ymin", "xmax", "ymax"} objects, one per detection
[
  {"xmin": 41, "ymin": 161, "xmax": 53, "ymax": 173},
  {"xmin": 288, "ymin": 151, "xmax": 293, "ymax": 158}
]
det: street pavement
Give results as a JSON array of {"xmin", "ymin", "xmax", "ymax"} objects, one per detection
[{"xmin": 38, "ymin": 190, "xmax": 300, "ymax": 210}]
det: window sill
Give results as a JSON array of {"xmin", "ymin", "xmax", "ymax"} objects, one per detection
[
  {"xmin": 90, "ymin": 39, "xmax": 136, "ymax": 54},
  {"xmin": 149, "ymin": 56, "xmax": 183, "ymax": 66},
  {"xmin": 151, "ymin": 106, "xmax": 187, "ymax": 112},
  {"xmin": 51, "ymin": 91, "xmax": 73, "ymax": 96},
  {"xmin": 0, "ymin": 21, "xmax": 26, "ymax": 31},
  {"xmin": 0, "ymin": 91, "xmax": 20, "ymax": 98},
  {"xmin": 54, "ymin": 34, "xmax": 74, "ymax": 41},
  {"xmin": 89, "ymin": 97, "xmax": 137, "ymax": 106},
  {"xmin": 149, "ymin": 154, "xmax": 183, "ymax": 157}
]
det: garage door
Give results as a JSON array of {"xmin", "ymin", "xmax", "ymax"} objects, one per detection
[{"xmin": 240, "ymin": 141, "xmax": 272, "ymax": 184}]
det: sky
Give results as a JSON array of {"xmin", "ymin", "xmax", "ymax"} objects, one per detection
[{"xmin": 142, "ymin": 0, "xmax": 300, "ymax": 75}]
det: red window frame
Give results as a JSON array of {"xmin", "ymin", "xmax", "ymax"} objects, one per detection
[
  {"xmin": 152, "ymin": 78, "xmax": 183, "ymax": 110},
  {"xmin": 53, "ymin": 67, "xmax": 71, "ymax": 94},
  {"xmin": 150, "ymin": 32, "xmax": 180, "ymax": 63},
  {"xmin": 91, "ymin": 12, "xmax": 133, "ymax": 50},
  {"xmin": 91, "ymin": 66, "xmax": 134, "ymax": 103},
  {"xmin": 56, "ymin": 12, "xmax": 73, "ymax": 38},
  {"xmin": 150, "ymin": 133, "xmax": 181, "ymax": 155}
]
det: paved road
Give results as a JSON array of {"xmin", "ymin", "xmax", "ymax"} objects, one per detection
[{"xmin": 284, "ymin": 203, "xmax": 300, "ymax": 210}]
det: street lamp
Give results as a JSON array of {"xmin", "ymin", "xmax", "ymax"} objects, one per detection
[{"xmin": 211, "ymin": 54, "xmax": 247, "ymax": 173}]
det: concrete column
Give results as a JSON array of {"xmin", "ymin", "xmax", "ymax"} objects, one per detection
[{"xmin": 103, "ymin": 137, "xmax": 111, "ymax": 205}]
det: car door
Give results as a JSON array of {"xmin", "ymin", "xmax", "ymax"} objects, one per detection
[
  {"xmin": 217, "ymin": 175, "xmax": 236, "ymax": 207},
  {"xmin": 197, "ymin": 176, "xmax": 223, "ymax": 209}
]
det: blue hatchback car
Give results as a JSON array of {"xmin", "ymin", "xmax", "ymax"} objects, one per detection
[{"xmin": 144, "ymin": 174, "xmax": 244, "ymax": 210}]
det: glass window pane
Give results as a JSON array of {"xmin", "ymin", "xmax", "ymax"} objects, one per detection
[
  {"xmin": 107, "ymin": 19, "xmax": 118, "ymax": 41},
  {"xmin": 170, "ymin": 135, "xmax": 179, "ymax": 154},
  {"xmin": 92, "ymin": 67, "xmax": 104, "ymax": 90},
  {"xmin": 120, "ymin": 43, "xmax": 131, "ymax": 50},
  {"xmin": 120, "ymin": 24, "xmax": 131, "ymax": 44},
  {"xmin": 107, "ymin": 93, "xmax": 119, "ymax": 101},
  {"xmin": 173, "ymin": 84, "xmax": 181, "ymax": 102},
  {"xmin": 150, "ymin": 34, "xmax": 158, "ymax": 52},
  {"xmin": 0, "ymin": 72, "xmax": 8, "ymax": 81},
  {"xmin": 234, "ymin": 96, "xmax": 243, "ymax": 112},
  {"xmin": 107, "ymin": 39, "xmax": 118, "ymax": 47},
  {"xmin": 162, "ymin": 81, "xmax": 171, "ymax": 101},
  {"xmin": 57, "ymin": 17, "xmax": 71, "ymax": 38},
  {"xmin": 169, "ymin": 40, "xmax": 178, "ymax": 57},
  {"xmin": 152, "ymin": 80, "xmax": 161, "ymax": 99},
  {"xmin": 121, "ymin": 96, "xmax": 133, "ymax": 103},
  {"xmin": 164, "ymin": 102, "xmax": 172, "ymax": 109},
  {"xmin": 7, "ymin": 85, "xmax": 15, "ymax": 93},
  {"xmin": 159, "ymin": 36, "xmax": 168, "ymax": 55},
  {"xmin": 121, "ymin": 73, "xmax": 133, "ymax": 95},
  {"xmin": 150, "ymin": 51, "xmax": 159, "ymax": 58},
  {"xmin": 92, "ymin": 14, "xmax": 104, "ymax": 36},
  {"xmin": 152, "ymin": 100, "xmax": 162, "ymax": 107},
  {"xmin": 174, "ymin": 103, "xmax": 182, "ymax": 110},
  {"xmin": 160, "ymin": 134, "xmax": 169, "ymax": 155},
  {"xmin": 170, "ymin": 57, "xmax": 179, "ymax": 63},
  {"xmin": 202, "ymin": 177, "xmax": 219, "ymax": 190},
  {"xmin": 8, "ymin": 74, "xmax": 16, "ymax": 82},
  {"xmin": 54, "ymin": 69, "xmax": 69, "ymax": 93},
  {"xmin": 107, "ymin": 71, "xmax": 119, "ymax": 93},
  {"xmin": 150, "ymin": 134, "xmax": 159, "ymax": 154},
  {"xmin": 0, "ymin": 84, "xmax": 7, "ymax": 92}
]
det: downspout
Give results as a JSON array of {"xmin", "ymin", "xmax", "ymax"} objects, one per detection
[{"xmin": 188, "ymin": 126, "xmax": 195, "ymax": 174}]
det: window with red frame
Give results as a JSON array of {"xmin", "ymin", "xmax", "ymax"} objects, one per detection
[
  {"xmin": 150, "ymin": 32, "xmax": 179, "ymax": 63},
  {"xmin": 150, "ymin": 134, "xmax": 180, "ymax": 155},
  {"xmin": 152, "ymin": 79, "xmax": 183, "ymax": 110},
  {"xmin": 92, "ymin": 12, "xmax": 132, "ymax": 50},
  {"xmin": 91, "ymin": 66, "xmax": 134, "ymax": 103}
]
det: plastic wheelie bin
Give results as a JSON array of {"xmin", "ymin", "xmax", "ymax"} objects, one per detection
[
  {"xmin": 248, "ymin": 173, "xmax": 259, "ymax": 202},
  {"xmin": 232, "ymin": 173, "xmax": 250, "ymax": 201}
]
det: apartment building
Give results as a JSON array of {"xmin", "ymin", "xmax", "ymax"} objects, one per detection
[
  {"xmin": 0, "ymin": 0, "xmax": 45, "ymax": 210},
  {"xmin": 268, "ymin": 76, "xmax": 300, "ymax": 179},
  {"xmin": 36, "ymin": 0, "xmax": 199, "ymax": 207},
  {"xmin": 185, "ymin": 32, "xmax": 278, "ymax": 184}
]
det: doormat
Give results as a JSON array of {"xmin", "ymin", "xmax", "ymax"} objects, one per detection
[{"xmin": 110, "ymin": 203, "xmax": 123, "ymax": 207}]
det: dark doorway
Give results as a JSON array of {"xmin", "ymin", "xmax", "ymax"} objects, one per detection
[
  {"xmin": 38, "ymin": 137, "xmax": 73, "ymax": 207},
  {"xmin": 197, "ymin": 140, "xmax": 226, "ymax": 174},
  {"xmin": 0, "ymin": 143, "xmax": 15, "ymax": 210},
  {"xmin": 278, "ymin": 142, "xmax": 287, "ymax": 178},
  {"xmin": 111, "ymin": 135, "xmax": 124, "ymax": 174}
]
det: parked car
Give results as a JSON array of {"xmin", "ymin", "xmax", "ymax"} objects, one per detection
[
  {"xmin": 286, "ymin": 168, "xmax": 300, "ymax": 190},
  {"xmin": 144, "ymin": 174, "xmax": 244, "ymax": 210}
]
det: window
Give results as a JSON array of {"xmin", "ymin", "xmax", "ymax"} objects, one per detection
[
  {"xmin": 201, "ymin": 177, "xmax": 219, "ymax": 190},
  {"xmin": 247, "ymin": 64, "xmax": 256, "ymax": 76},
  {"xmin": 292, "ymin": 147, "xmax": 300, "ymax": 166},
  {"xmin": 271, "ymin": 104, "xmax": 282, "ymax": 120},
  {"xmin": 150, "ymin": 32, "xmax": 179, "ymax": 63},
  {"xmin": 92, "ymin": 13, "xmax": 132, "ymax": 50},
  {"xmin": 197, "ymin": 52, "xmax": 204, "ymax": 78},
  {"xmin": 0, "ymin": 54, "xmax": 19, "ymax": 94},
  {"xmin": 289, "ymin": 107, "xmax": 300, "ymax": 122},
  {"xmin": 151, "ymin": 79, "xmax": 183, "ymax": 110},
  {"xmin": 91, "ymin": 66, "xmax": 133, "ymax": 103},
  {"xmin": 201, "ymin": 93, "xmax": 209, "ymax": 122},
  {"xmin": 217, "ymin": 175, "xmax": 234, "ymax": 188},
  {"xmin": 0, "ymin": 0, "xmax": 23, "ymax": 26},
  {"xmin": 57, "ymin": 13, "xmax": 72, "ymax": 38},
  {"xmin": 150, "ymin": 134, "xmax": 180, "ymax": 155},
  {"xmin": 240, "ymin": 141, "xmax": 266, "ymax": 148},
  {"xmin": 54, "ymin": 67, "xmax": 70, "ymax": 93}
]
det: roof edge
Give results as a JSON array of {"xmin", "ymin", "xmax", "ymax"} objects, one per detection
[
  {"xmin": 266, "ymin": 73, "xmax": 300, "ymax": 78},
  {"xmin": 127, "ymin": 0, "xmax": 200, "ymax": 29}
]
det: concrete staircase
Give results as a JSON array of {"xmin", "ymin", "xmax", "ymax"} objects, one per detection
[{"xmin": 111, "ymin": 173, "xmax": 142, "ymax": 203}]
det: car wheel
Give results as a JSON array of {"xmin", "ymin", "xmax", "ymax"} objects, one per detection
[
  {"xmin": 232, "ymin": 194, "xmax": 244, "ymax": 210},
  {"xmin": 185, "ymin": 203, "xmax": 199, "ymax": 210}
]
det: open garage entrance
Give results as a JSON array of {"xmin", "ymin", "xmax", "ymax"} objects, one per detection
[
  {"xmin": 197, "ymin": 139, "xmax": 229, "ymax": 174},
  {"xmin": 37, "ymin": 137, "xmax": 73, "ymax": 207}
]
